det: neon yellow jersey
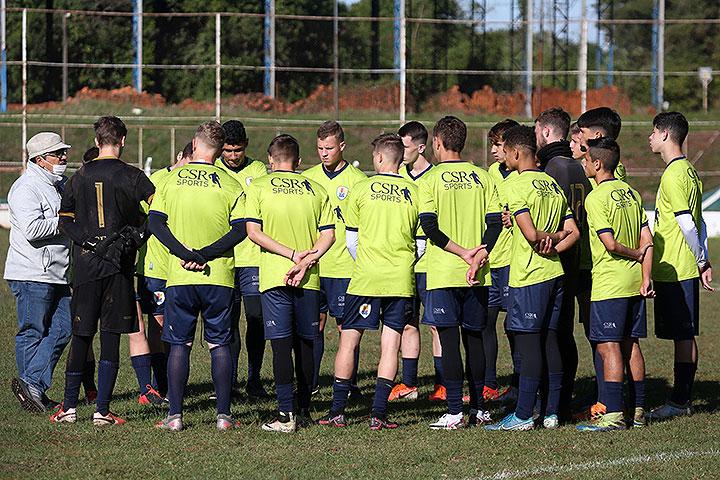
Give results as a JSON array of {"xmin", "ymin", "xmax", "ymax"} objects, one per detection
[
  {"xmin": 245, "ymin": 171, "xmax": 334, "ymax": 292},
  {"xmin": 586, "ymin": 179, "xmax": 648, "ymax": 301},
  {"xmin": 615, "ymin": 161, "xmax": 627, "ymax": 182},
  {"xmin": 399, "ymin": 162, "xmax": 433, "ymax": 273},
  {"xmin": 150, "ymin": 162, "xmax": 245, "ymax": 288},
  {"xmin": 302, "ymin": 162, "xmax": 367, "ymax": 279},
  {"xmin": 487, "ymin": 162, "xmax": 517, "ymax": 269},
  {"xmin": 215, "ymin": 157, "xmax": 268, "ymax": 268},
  {"xmin": 345, "ymin": 174, "xmax": 418, "ymax": 297},
  {"xmin": 589, "ymin": 177, "xmax": 598, "ymax": 188},
  {"xmin": 507, "ymin": 170, "xmax": 571, "ymax": 288},
  {"xmin": 418, "ymin": 161, "xmax": 500, "ymax": 290},
  {"xmin": 136, "ymin": 167, "xmax": 173, "ymax": 279},
  {"xmin": 653, "ymin": 157, "xmax": 703, "ymax": 282}
]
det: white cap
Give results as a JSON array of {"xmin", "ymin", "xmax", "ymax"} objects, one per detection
[{"xmin": 26, "ymin": 132, "xmax": 71, "ymax": 160}]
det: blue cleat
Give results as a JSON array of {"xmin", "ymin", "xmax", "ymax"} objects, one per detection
[{"xmin": 484, "ymin": 412, "xmax": 534, "ymax": 431}]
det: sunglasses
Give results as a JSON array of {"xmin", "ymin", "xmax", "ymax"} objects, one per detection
[{"xmin": 44, "ymin": 149, "xmax": 68, "ymax": 158}]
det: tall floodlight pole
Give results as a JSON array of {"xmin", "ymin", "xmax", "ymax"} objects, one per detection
[
  {"xmin": 579, "ymin": 0, "xmax": 588, "ymax": 113},
  {"xmin": 133, "ymin": 0, "xmax": 142, "ymax": 92},
  {"xmin": 524, "ymin": 0, "xmax": 533, "ymax": 118},
  {"xmin": 264, "ymin": 0, "xmax": 276, "ymax": 98},
  {"xmin": 1, "ymin": 0, "xmax": 6, "ymax": 112}
]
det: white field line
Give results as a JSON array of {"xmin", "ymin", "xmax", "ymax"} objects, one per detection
[{"xmin": 471, "ymin": 449, "xmax": 720, "ymax": 480}]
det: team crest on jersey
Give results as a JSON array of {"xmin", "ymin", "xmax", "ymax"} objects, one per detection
[
  {"xmin": 336, "ymin": 185, "xmax": 349, "ymax": 200},
  {"xmin": 245, "ymin": 177, "xmax": 254, "ymax": 186},
  {"xmin": 359, "ymin": 303, "xmax": 372, "ymax": 318},
  {"xmin": 153, "ymin": 291, "xmax": 165, "ymax": 306}
]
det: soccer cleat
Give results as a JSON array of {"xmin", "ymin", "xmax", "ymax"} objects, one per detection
[
  {"xmin": 84, "ymin": 389, "xmax": 97, "ymax": 405},
  {"xmin": 156, "ymin": 413, "xmax": 183, "ymax": 431},
  {"xmin": 483, "ymin": 385, "xmax": 511, "ymax": 402},
  {"xmin": 138, "ymin": 385, "xmax": 166, "ymax": 406},
  {"xmin": 633, "ymin": 407, "xmax": 647, "ymax": 428},
  {"xmin": 93, "ymin": 411, "xmax": 126, "ymax": 426},
  {"xmin": 646, "ymin": 401, "xmax": 692, "ymax": 421},
  {"xmin": 543, "ymin": 414, "xmax": 559, "ymax": 429},
  {"xmin": 296, "ymin": 409, "xmax": 314, "ymax": 429},
  {"xmin": 428, "ymin": 385, "xmax": 447, "ymax": 402},
  {"xmin": 573, "ymin": 401, "xmax": 606, "ymax": 423},
  {"xmin": 262, "ymin": 412, "xmax": 296, "ymax": 433},
  {"xmin": 388, "ymin": 383, "xmax": 418, "ymax": 401},
  {"xmin": 311, "ymin": 385, "xmax": 320, "ymax": 396},
  {"xmin": 216, "ymin": 414, "xmax": 240, "ymax": 431},
  {"xmin": 369, "ymin": 416, "xmax": 399, "ymax": 430},
  {"xmin": 467, "ymin": 409, "xmax": 492, "ymax": 427},
  {"xmin": 429, "ymin": 412, "xmax": 464, "ymax": 430},
  {"xmin": 49, "ymin": 404, "xmax": 77, "ymax": 423},
  {"xmin": 484, "ymin": 413, "xmax": 535, "ymax": 431},
  {"xmin": 317, "ymin": 412, "xmax": 347, "ymax": 427},
  {"xmin": 11, "ymin": 377, "xmax": 45, "ymax": 413},
  {"xmin": 576, "ymin": 411, "xmax": 626, "ymax": 432}
]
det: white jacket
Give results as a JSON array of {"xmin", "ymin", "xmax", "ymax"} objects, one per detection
[{"xmin": 4, "ymin": 161, "xmax": 70, "ymax": 284}]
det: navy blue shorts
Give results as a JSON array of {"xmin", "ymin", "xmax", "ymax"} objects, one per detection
[
  {"xmin": 590, "ymin": 296, "xmax": 647, "ymax": 342},
  {"xmin": 414, "ymin": 273, "xmax": 429, "ymax": 324},
  {"xmin": 260, "ymin": 287, "xmax": 320, "ymax": 341},
  {"xmin": 319, "ymin": 277, "xmax": 350, "ymax": 322},
  {"xmin": 654, "ymin": 278, "xmax": 700, "ymax": 340},
  {"xmin": 489, "ymin": 266, "xmax": 510, "ymax": 310},
  {"xmin": 507, "ymin": 277, "xmax": 564, "ymax": 333},
  {"xmin": 235, "ymin": 267, "xmax": 260, "ymax": 296},
  {"xmin": 163, "ymin": 285, "xmax": 234, "ymax": 345},
  {"xmin": 342, "ymin": 295, "xmax": 413, "ymax": 333},
  {"xmin": 137, "ymin": 276, "xmax": 167, "ymax": 316},
  {"xmin": 422, "ymin": 287, "xmax": 489, "ymax": 332}
]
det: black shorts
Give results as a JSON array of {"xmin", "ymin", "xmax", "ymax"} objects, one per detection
[
  {"xmin": 654, "ymin": 279, "xmax": 700, "ymax": 340},
  {"xmin": 71, "ymin": 274, "xmax": 138, "ymax": 336}
]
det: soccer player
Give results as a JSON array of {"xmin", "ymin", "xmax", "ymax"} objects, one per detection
[
  {"xmin": 215, "ymin": 120, "xmax": 270, "ymax": 400},
  {"xmin": 132, "ymin": 141, "xmax": 193, "ymax": 406},
  {"xmin": 150, "ymin": 122, "xmax": 247, "ymax": 432},
  {"xmin": 535, "ymin": 107, "xmax": 592, "ymax": 422},
  {"xmin": 418, "ymin": 116, "xmax": 503, "ymax": 429},
  {"xmin": 576, "ymin": 107, "xmax": 627, "ymax": 182},
  {"xmin": 485, "ymin": 119, "xmax": 519, "ymax": 403},
  {"xmin": 485, "ymin": 125, "xmax": 579, "ymax": 431},
  {"xmin": 576, "ymin": 138, "xmax": 654, "ymax": 431},
  {"xmin": 647, "ymin": 112, "xmax": 713, "ymax": 420},
  {"xmin": 318, "ymin": 133, "xmax": 419, "ymax": 429},
  {"xmin": 51, "ymin": 116, "xmax": 154, "ymax": 426},
  {"xmin": 390, "ymin": 120, "xmax": 432, "ymax": 402},
  {"xmin": 303, "ymin": 121, "xmax": 366, "ymax": 396},
  {"xmin": 245, "ymin": 134, "xmax": 335, "ymax": 433}
]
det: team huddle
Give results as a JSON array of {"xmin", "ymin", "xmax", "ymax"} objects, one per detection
[{"xmin": 14, "ymin": 106, "xmax": 711, "ymax": 433}]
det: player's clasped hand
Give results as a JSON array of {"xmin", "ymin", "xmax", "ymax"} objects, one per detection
[
  {"xmin": 465, "ymin": 245, "xmax": 488, "ymax": 285},
  {"xmin": 640, "ymin": 279, "xmax": 656, "ymax": 298},
  {"xmin": 700, "ymin": 263, "xmax": 714, "ymax": 292}
]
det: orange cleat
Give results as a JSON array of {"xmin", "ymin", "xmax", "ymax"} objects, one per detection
[
  {"xmin": 428, "ymin": 384, "xmax": 446, "ymax": 402},
  {"xmin": 483, "ymin": 385, "xmax": 511, "ymax": 402},
  {"xmin": 388, "ymin": 383, "xmax": 419, "ymax": 401},
  {"xmin": 573, "ymin": 401, "xmax": 607, "ymax": 423}
]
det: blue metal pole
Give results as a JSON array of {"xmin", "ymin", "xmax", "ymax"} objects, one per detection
[
  {"xmin": 650, "ymin": 0, "xmax": 658, "ymax": 107},
  {"xmin": 133, "ymin": 0, "xmax": 142, "ymax": 92},
  {"xmin": 394, "ymin": 0, "xmax": 401, "ymax": 79},
  {"xmin": 1, "ymin": 0, "xmax": 7, "ymax": 112},
  {"xmin": 264, "ymin": 0, "xmax": 272, "ymax": 97}
]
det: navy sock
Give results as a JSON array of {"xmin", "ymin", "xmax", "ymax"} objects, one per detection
[
  {"xmin": 331, "ymin": 378, "xmax": 351, "ymax": 414},
  {"xmin": 593, "ymin": 345, "xmax": 605, "ymax": 405},
  {"xmin": 371, "ymin": 377, "xmax": 394, "ymax": 418},
  {"xmin": 546, "ymin": 372, "xmax": 564, "ymax": 416},
  {"xmin": 131, "ymin": 354, "xmax": 152, "ymax": 395},
  {"xmin": 445, "ymin": 379, "xmax": 463, "ymax": 415},
  {"xmin": 401, "ymin": 358, "xmax": 418, "ymax": 388},
  {"xmin": 351, "ymin": 345, "xmax": 360, "ymax": 387},
  {"xmin": 671, "ymin": 362, "xmax": 697, "ymax": 405},
  {"xmin": 604, "ymin": 381, "xmax": 624, "ymax": 413},
  {"xmin": 511, "ymin": 343, "xmax": 521, "ymax": 388},
  {"xmin": 210, "ymin": 345, "xmax": 232, "ymax": 416},
  {"xmin": 276, "ymin": 383, "xmax": 294, "ymax": 413},
  {"xmin": 96, "ymin": 360, "xmax": 119, "ymax": 416},
  {"xmin": 63, "ymin": 371, "xmax": 84, "ymax": 409},
  {"xmin": 633, "ymin": 380, "xmax": 645, "ymax": 408},
  {"xmin": 312, "ymin": 332, "xmax": 325, "ymax": 389},
  {"xmin": 82, "ymin": 360, "xmax": 96, "ymax": 392},
  {"xmin": 229, "ymin": 326, "xmax": 241, "ymax": 386},
  {"xmin": 150, "ymin": 352, "xmax": 168, "ymax": 395},
  {"xmin": 167, "ymin": 345, "xmax": 191, "ymax": 416},
  {"xmin": 516, "ymin": 376, "xmax": 541, "ymax": 420},
  {"xmin": 433, "ymin": 356, "xmax": 444, "ymax": 385}
]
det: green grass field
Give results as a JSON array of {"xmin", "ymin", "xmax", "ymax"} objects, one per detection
[{"xmin": 1, "ymin": 230, "xmax": 719, "ymax": 479}]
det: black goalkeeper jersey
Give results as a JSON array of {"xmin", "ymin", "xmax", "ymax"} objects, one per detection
[{"xmin": 59, "ymin": 156, "xmax": 155, "ymax": 284}]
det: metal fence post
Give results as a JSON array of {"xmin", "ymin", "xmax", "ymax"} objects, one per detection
[
  {"xmin": 215, "ymin": 13, "xmax": 221, "ymax": 122},
  {"xmin": 138, "ymin": 127, "xmax": 143, "ymax": 168},
  {"xmin": 657, "ymin": 0, "xmax": 665, "ymax": 110},
  {"xmin": 170, "ymin": 127, "xmax": 176, "ymax": 165},
  {"xmin": 524, "ymin": 0, "xmax": 533, "ymax": 119},
  {"xmin": 398, "ymin": 0, "xmax": 406, "ymax": 124},
  {"xmin": 333, "ymin": 0, "xmax": 339, "ymax": 119},
  {"xmin": 264, "ymin": 0, "xmax": 275, "ymax": 98},
  {"xmin": 22, "ymin": 8, "xmax": 27, "ymax": 166},
  {"xmin": 133, "ymin": 0, "xmax": 143, "ymax": 92},
  {"xmin": 578, "ymin": 0, "xmax": 588, "ymax": 114},
  {"xmin": 62, "ymin": 13, "xmax": 69, "ymax": 102},
  {"xmin": 1, "ymin": 0, "xmax": 7, "ymax": 113}
]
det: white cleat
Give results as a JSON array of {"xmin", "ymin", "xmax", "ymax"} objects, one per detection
[{"xmin": 429, "ymin": 412, "xmax": 464, "ymax": 430}]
